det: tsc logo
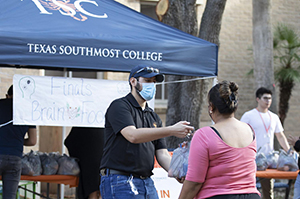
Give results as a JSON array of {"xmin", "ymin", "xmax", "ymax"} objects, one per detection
[{"xmin": 29, "ymin": 0, "xmax": 108, "ymax": 21}]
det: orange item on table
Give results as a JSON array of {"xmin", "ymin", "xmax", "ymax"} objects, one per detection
[
  {"xmin": 256, "ymin": 169, "xmax": 298, "ymax": 179},
  {"xmin": 0, "ymin": 175, "xmax": 79, "ymax": 187}
]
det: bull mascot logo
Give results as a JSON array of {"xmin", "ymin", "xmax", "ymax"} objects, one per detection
[{"xmin": 30, "ymin": 0, "xmax": 108, "ymax": 21}]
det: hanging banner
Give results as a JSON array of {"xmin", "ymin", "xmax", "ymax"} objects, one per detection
[{"xmin": 13, "ymin": 74, "xmax": 154, "ymax": 127}]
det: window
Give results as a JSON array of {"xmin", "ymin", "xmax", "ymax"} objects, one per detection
[{"xmin": 141, "ymin": 2, "xmax": 158, "ymax": 20}]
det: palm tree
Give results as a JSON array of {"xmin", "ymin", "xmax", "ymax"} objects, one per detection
[{"xmin": 273, "ymin": 24, "xmax": 300, "ymax": 125}]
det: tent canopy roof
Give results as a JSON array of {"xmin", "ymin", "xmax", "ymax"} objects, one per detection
[{"xmin": 0, "ymin": 0, "xmax": 218, "ymax": 77}]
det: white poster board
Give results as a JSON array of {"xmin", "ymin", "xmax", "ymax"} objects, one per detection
[
  {"xmin": 13, "ymin": 74, "xmax": 154, "ymax": 127},
  {"xmin": 151, "ymin": 168, "xmax": 182, "ymax": 199}
]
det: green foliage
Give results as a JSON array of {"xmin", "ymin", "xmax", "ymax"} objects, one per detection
[
  {"xmin": 275, "ymin": 67, "xmax": 300, "ymax": 82},
  {"xmin": 246, "ymin": 68, "xmax": 253, "ymax": 77},
  {"xmin": 273, "ymin": 24, "xmax": 300, "ymax": 82},
  {"xmin": 246, "ymin": 24, "xmax": 300, "ymax": 81},
  {"xmin": 273, "ymin": 24, "xmax": 300, "ymax": 125}
]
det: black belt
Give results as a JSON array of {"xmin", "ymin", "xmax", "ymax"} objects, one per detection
[{"xmin": 100, "ymin": 168, "xmax": 149, "ymax": 179}]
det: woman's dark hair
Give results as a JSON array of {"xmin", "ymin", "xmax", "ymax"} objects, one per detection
[{"xmin": 208, "ymin": 80, "xmax": 239, "ymax": 114}]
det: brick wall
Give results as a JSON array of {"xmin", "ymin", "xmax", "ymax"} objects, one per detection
[
  {"xmin": 216, "ymin": 0, "xmax": 255, "ymax": 121},
  {"xmin": 213, "ymin": 0, "xmax": 300, "ymax": 137},
  {"xmin": 0, "ymin": 67, "xmax": 41, "ymax": 98}
]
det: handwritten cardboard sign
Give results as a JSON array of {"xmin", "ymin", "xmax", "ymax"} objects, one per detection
[{"xmin": 13, "ymin": 74, "xmax": 154, "ymax": 127}]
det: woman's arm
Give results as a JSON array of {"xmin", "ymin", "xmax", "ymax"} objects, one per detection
[
  {"xmin": 178, "ymin": 180, "xmax": 202, "ymax": 199},
  {"xmin": 24, "ymin": 128, "xmax": 37, "ymax": 146}
]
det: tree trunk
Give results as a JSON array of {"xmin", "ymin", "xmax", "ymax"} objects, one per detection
[
  {"xmin": 162, "ymin": 0, "xmax": 227, "ymax": 149},
  {"xmin": 252, "ymin": 0, "xmax": 276, "ymax": 112},
  {"xmin": 162, "ymin": 0, "xmax": 198, "ymax": 37},
  {"xmin": 252, "ymin": 0, "xmax": 279, "ymax": 149},
  {"xmin": 199, "ymin": 0, "xmax": 227, "ymax": 46},
  {"xmin": 162, "ymin": 0, "xmax": 198, "ymax": 148},
  {"xmin": 165, "ymin": 75, "xmax": 206, "ymax": 148}
]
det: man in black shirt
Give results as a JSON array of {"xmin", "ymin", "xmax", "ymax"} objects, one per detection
[{"xmin": 100, "ymin": 65, "xmax": 194, "ymax": 199}]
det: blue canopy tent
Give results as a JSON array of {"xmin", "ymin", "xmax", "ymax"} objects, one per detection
[
  {"xmin": 0, "ymin": 1, "xmax": 218, "ymax": 196},
  {"xmin": 0, "ymin": 0, "xmax": 218, "ymax": 77}
]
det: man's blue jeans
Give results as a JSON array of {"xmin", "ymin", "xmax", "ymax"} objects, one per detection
[
  {"xmin": 100, "ymin": 174, "xmax": 159, "ymax": 199},
  {"xmin": 0, "ymin": 154, "xmax": 22, "ymax": 199},
  {"xmin": 294, "ymin": 174, "xmax": 300, "ymax": 199}
]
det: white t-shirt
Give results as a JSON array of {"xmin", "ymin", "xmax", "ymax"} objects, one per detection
[{"xmin": 240, "ymin": 108, "xmax": 283, "ymax": 155}]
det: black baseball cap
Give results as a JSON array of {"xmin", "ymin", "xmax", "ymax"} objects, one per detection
[{"xmin": 128, "ymin": 65, "xmax": 164, "ymax": 82}]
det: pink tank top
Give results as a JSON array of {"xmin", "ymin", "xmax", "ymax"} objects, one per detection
[{"xmin": 185, "ymin": 126, "xmax": 260, "ymax": 198}]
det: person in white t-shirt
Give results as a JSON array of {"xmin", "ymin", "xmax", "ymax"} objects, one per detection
[{"xmin": 240, "ymin": 87, "xmax": 290, "ymax": 199}]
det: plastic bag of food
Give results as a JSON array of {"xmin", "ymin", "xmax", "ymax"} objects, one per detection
[
  {"xmin": 256, "ymin": 152, "xmax": 268, "ymax": 171},
  {"xmin": 21, "ymin": 154, "xmax": 34, "ymax": 176},
  {"xmin": 277, "ymin": 149, "xmax": 299, "ymax": 171},
  {"xmin": 39, "ymin": 152, "xmax": 59, "ymax": 175},
  {"xmin": 266, "ymin": 151, "xmax": 279, "ymax": 169},
  {"xmin": 21, "ymin": 150, "xmax": 42, "ymax": 176},
  {"xmin": 168, "ymin": 141, "xmax": 190, "ymax": 178},
  {"xmin": 57, "ymin": 154, "xmax": 80, "ymax": 175},
  {"xmin": 48, "ymin": 151, "xmax": 62, "ymax": 161}
]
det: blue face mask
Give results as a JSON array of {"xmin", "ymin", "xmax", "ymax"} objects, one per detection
[{"xmin": 138, "ymin": 82, "xmax": 156, "ymax": 101}]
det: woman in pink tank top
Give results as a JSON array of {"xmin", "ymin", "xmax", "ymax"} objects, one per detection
[{"xmin": 179, "ymin": 80, "xmax": 260, "ymax": 199}]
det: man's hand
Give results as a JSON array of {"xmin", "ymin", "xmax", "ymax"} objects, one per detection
[{"xmin": 171, "ymin": 121, "xmax": 194, "ymax": 138}]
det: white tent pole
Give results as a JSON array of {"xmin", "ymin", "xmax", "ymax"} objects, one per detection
[
  {"xmin": 61, "ymin": 69, "xmax": 73, "ymax": 199},
  {"xmin": 213, "ymin": 77, "xmax": 218, "ymax": 87},
  {"xmin": 210, "ymin": 77, "xmax": 218, "ymax": 125},
  {"xmin": 62, "ymin": 69, "xmax": 68, "ymax": 154},
  {"xmin": 60, "ymin": 69, "xmax": 68, "ymax": 199}
]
